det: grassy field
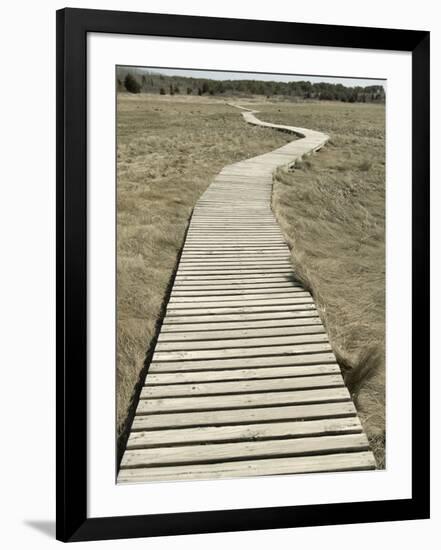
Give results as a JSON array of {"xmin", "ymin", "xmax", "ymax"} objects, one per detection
[
  {"xmin": 116, "ymin": 94, "xmax": 292, "ymax": 462},
  {"xmin": 117, "ymin": 93, "xmax": 386, "ymax": 468},
  {"xmin": 247, "ymin": 100, "xmax": 386, "ymax": 467}
]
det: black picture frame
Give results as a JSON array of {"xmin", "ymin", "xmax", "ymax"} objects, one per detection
[{"xmin": 56, "ymin": 7, "xmax": 430, "ymax": 542}]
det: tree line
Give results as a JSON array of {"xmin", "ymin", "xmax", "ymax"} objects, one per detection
[{"xmin": 117, "ymin": 68, "xmax": 385, "ymax": 103}]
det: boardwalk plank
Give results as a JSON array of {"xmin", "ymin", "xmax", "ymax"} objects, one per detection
[
  {"xmin": 127, "ymin": 417, "xmax": 362, "ymax": 449},
  {"xmin": 121, "ymin": 433, "xmax": 369, "ymax": 468},
  {"xmin": 170, "ymin": 290, "xmax": 308, "ymax": 299},
  {"xmin": 167, "ymin": 297, "xmax": 313, "ymax": 309},
  {"xmin": 141, "ymin": 375, "xmax": 344, "ymax": 398},
  {"xmin": 164, "ymin": 305, "xmax": 317, "ymax": 317},
  {"xmin": 158, "ymin": 325, "xmax": 325, "ymax": 341},
  {"xmin": 175, "ymin": 273, "xmax": 298, "ymax": 281},
  {"xmin": 162, "ymin": 311, "xmax": 319, "ymax": 324},
  {"xmin": 131, "ymin": 401, "xmax": 358, "ymax": 431},
  {"xmin": 118, "ymin": 452, "xmax": 376, "ymax": 482},
  {"xmin": 155, "ymin": 333, "xmax": 328, "ymax": 351},
  {"xmin": 145, "ymin": 365, "xmax": 341, "ymax": 384},
  {"xmin": 161, "ymin": 317, "xmax": 322, "ymax": 332},
  {"xmin": 152, "ymin": 342, "xmax": 332, "ymax": 362},
  {"xmin": 148, "ymin": 352, "xmax": 337, "ymax": 372},
  {"xmin": 172, "ymin": 282, "xmax": 302, "ymax": 290},
  {"xmin": 136, "ymin": 387, "xmax": 351, "ymax": 414}
]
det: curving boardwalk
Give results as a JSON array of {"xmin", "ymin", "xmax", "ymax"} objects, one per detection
[{"xmin": 118, "ymin": 105, "xmax": 376, "ymax": 483}]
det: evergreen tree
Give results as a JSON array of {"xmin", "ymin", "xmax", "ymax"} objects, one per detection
[{"xmin": 124, "ymin": 73, "xmax": 141, "ymax": 94}]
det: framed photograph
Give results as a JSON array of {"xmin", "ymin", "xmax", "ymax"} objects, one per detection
[{"xmin": 56, "ymin": 7, "xmax": 430, "ymax": 542}]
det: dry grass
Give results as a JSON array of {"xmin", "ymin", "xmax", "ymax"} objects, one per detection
[
  {"xmin": 116, "ymin": 94, "xmax": 291, "ymax": 462},
  {"xmin": 249, "ymin": 101, "xmax": 386, "ymax": 467},
  {"xmin": 117, "ymin": 94, "xmax": 386, "ymax": 468}
]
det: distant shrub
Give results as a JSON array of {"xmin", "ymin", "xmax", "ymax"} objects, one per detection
[
  {"xmin": 187, "ymin": 87, "xmax": 193, "ymax": 95},
  {"xmin": 159, "ymin": 87, "xmax": 166, "ymax": 95},
  {"xmin": 124, "ymin": 73, "xmax": 141, "ymax": 94}
]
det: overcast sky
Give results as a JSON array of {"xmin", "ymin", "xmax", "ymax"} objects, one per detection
[{"xmin": 132, "ymin": 67, "xmax": 385, "ymax": 88}]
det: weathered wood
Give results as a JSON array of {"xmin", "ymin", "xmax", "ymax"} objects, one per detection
[
  {"xmin": 167, "ymin": 297, "xmax": 313, "ymax": 309},
  {"xmin": 175, "ymin": 273, "xmax": 297, "ymax": 281},
  {"xmin": 136, "ymin": 387, "xmax": 351, "ymax": 414},
  {"xmin": 158, "ymin": 325, "xmax": 325, "ymax": 341},
  {"xmin": 180, "ymin": 256, "xmax": 291, "ymax": 262},
  {"xmin": 170, "ymin": 290, "xmax": 308, "ymax": 299},
  {"xmin": 162, "ymin": 310, "xmax": 319, "ymax": 324},
  {"xmin": 152, "ymin": 342, "xmax": 332, "ymax": 362},
  {"xmin": 172, "ymin": 282, "xmax": 305, "ymax": 296},
  {"xmin": 178, "ymin": 254, "xmax": 292, "ymax": 262},
  {"xmin": 131, "ymin": 401, "xmax": 358, "ymax": 431},
  {"xmin": 118, "ymin": 452, "xmax": 376, "ymax": 482},
  {"xmin": 161, "ymin": 316, "xmax": 322, "ymax": 332},
  {"xmin": 148, "ymin": 352, "xmax": 337, "ymax": 372},
  {"xmin": 155, "ymin": 333, "xmax": 328, "ymax": 352},
  {"xmin": 141, "ymin": 374, "xmax": 344, "ymax": 398},
  {"xmin": 177, "ymin": 267, "xmax": 293, "ymax": 274},
  {"xmin": 121, "ymin": 433, "xmax": 369, "ymax": 469},
  {"xmin": 144, "ymin": 365, "xmax": 341, "ymax": 385},
  {"xmin": 178, "ymin": 261, "xmax": 292, "ymax": 268},
  {"xmin": 165, "ymin": 305, "xmax": 318, "ymax": 318},
  {"xmin": 174, "ymin": 279, "xmax": 298, "ymax": 286},
  {"xmin": 176, "ymin": 270, "xmax": 292, "ymax": 276},
  {"xmin": 127, "ymin": 417, "xmax": 362, "ymax": 449}
]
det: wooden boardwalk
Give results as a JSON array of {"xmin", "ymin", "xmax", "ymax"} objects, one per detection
[{"xmin": 118, "ymin": 106, "xmax": 376, "ymax": 483}]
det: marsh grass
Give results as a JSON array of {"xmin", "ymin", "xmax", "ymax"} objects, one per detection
[
  {"xmin": 116, "ymin": 94, "xmax": 292, "ymax": 462},
  {"xmin": 252, "ymin": 101, "xmax": 386, "ymax": 466},
  {"xmin": 117, "ymin": 95, "xmax": 386, "ymax": 468}
]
